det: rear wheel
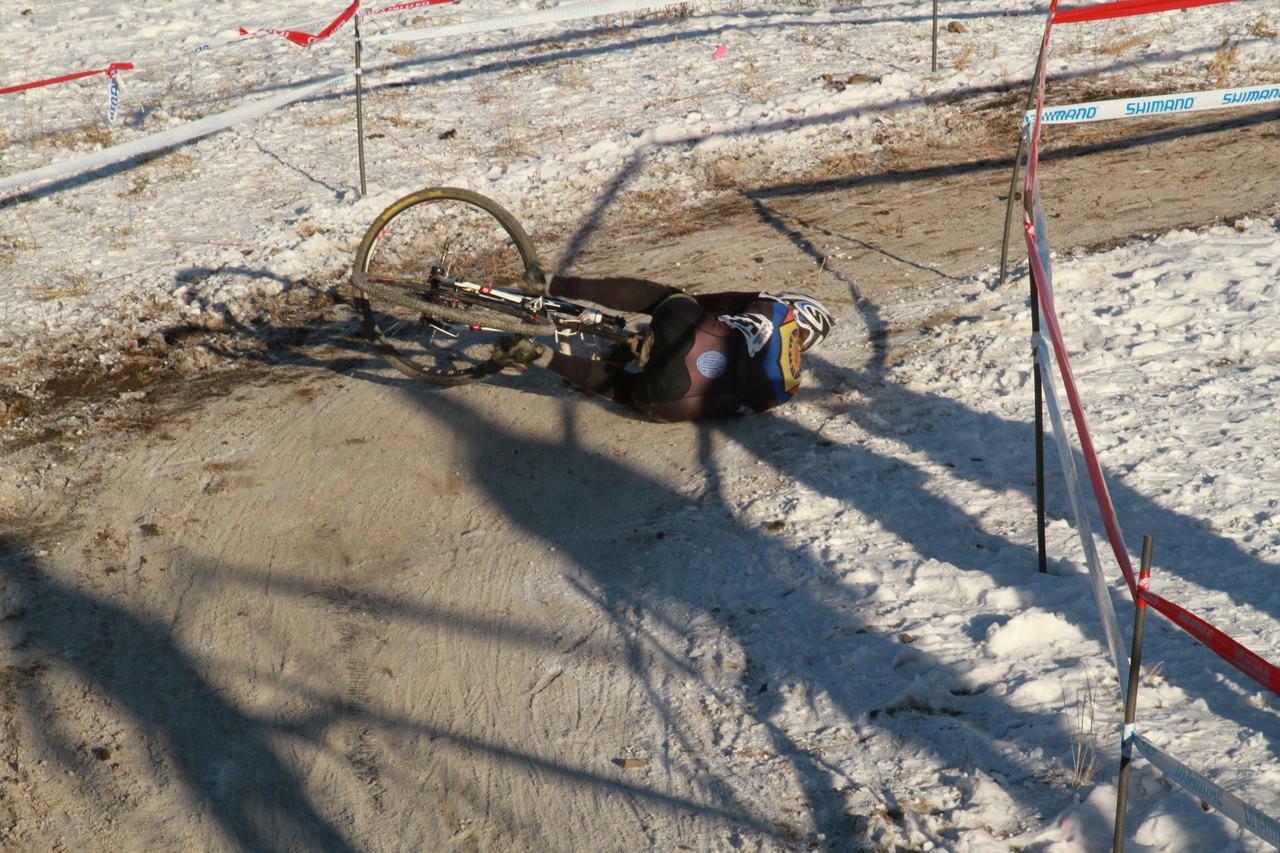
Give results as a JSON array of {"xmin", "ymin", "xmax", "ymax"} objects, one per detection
[{"xmin": 351, "ymin": 187, "xmax": 549, "ymax": 385}]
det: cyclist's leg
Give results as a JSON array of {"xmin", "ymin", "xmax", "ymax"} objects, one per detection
[
  {"xmin": 548, "ymin": 274, "xmax": 679, "ymax": 314},
  {"xmin": 545, "ymin": 352, "xmax": 636, "ymax": 405}
]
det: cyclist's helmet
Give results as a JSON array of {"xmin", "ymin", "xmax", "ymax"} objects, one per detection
[{"xmin": 773, "ymin": 292, "xmax": 834, "ymax": 351}]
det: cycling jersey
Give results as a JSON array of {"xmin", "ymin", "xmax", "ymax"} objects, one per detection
[
  {"xmin": 631, "ymin": 294, "xmax": 803, "ymax": 422},
  {"xmin": 541, "ymin": 275, "xmax": 807, "ymax": 422}
]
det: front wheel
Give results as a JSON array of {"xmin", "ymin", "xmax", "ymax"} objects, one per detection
[{"xmin": 351, "ymin": 187, "xmax": 545, "ymax": 385}]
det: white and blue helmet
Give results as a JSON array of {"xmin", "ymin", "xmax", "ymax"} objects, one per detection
[{"xmin": 773, "ymin": 292, "xmax": 834, "ymax": 351}]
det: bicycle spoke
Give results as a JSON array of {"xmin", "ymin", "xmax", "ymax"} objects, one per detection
[{"xmin": 353, "ymin": 188, "xmax": 544, "ymax": 384}]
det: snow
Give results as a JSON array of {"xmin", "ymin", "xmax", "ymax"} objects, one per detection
[{"xmin": 4, "ymin": 0, "xmax": 1280, "ymax": 849}]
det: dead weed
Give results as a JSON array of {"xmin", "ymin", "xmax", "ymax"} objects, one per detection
[
  {"xmin": 1207, "ymin": 38, "xmax": 1240, "ymax": 86},
  {"xmin": 1094, "ymin": 30, "xmax": 1152, "ymax": 57}
]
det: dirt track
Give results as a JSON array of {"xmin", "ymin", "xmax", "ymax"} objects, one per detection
[{"xmin": 1, "ymin": 105, "xmax": 1278, "ymax": 850}]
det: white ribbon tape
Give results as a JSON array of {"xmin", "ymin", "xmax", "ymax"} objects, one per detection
[
  {"xmin": 1, "ymin": 72, "xmax": 347, "ymax": 194},
  {"xmin": 1135, "ymin": 733, "xmax": 1280, "ymax": 847},
  {"xmin": 1034, "ymin": 329, "xmax": 1129, "ymax": 689},
  {"xmin": 1026, "ymin": 82, "xmax": 1280, "ymax": 126},
  {"xmin": 369, "ymin": 0, "xmax": 685, "ymax": 44}
]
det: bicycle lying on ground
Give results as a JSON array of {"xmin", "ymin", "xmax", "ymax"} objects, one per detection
[{"xmin": 351, "ymin": 187, "xmax": 632, "ymax": 385}]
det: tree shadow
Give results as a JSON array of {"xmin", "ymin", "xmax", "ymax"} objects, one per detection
[
  {"xmin": 0, "ymin": 535, "xmax": 358, "ymax": 852},
  {"xmin": 741, "ymin": 192, "xmax": 1280, "ymax": 779},
  {"xmin": 378, "ymin": 371, "xmax": 1244, "ymax": 846},
  {"xmin": 3, "ymin": 284, "xmax": 1259, "ymax": 847}
]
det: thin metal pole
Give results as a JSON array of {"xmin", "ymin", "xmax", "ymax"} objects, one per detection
[
  {"xmin": 1031, "ymin": 280, "xmax": 1047, "ymax": 573},
  {"xmin": 1011, "ymin": 35, "xmax": 1050, "ymax": 574},
  {"xmin": 1113, "ymin": 534, "xmax": 1154, "ymax": 852},
  {"xmin": 998, "ymin": 130, "xmax": 1026, "ymax": 290},
  {"xmin": 354, "ymin": 11, "xmax": 368, "ymax": 198},
  {"xmin": 931, "ymin": 0, "xmax": 939, "ymax": 72},
  {"xmin": 999, "ymin": 35, "xmax": 1048, "ymax": 290}
]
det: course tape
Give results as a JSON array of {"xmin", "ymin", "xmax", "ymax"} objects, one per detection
[
  {"xmin": 1024, "ymin": 141, "xmax": 1280, "ymax": 699},
  {"xmin": 370, "ymin": 0, "xmax": 681, "ymax": 44},
  {"xmin": 1021, "ymin": 0, "xmax": 1280, "ymax": 699},
  {"xmin": 0, "ymin": 62, "xmax": 134, "ymax": 97},
  {"xmin": 236, "ymin": 0, "xmax": 456, "ymax": 46},
  {"xmin": 193, "ymin": 0, "xmax": 455, "ymax": 55},
  {"xmin": 1026, "ymin": 82, "xmax": 1280, "ymax": 126},
  {"xmin": 1134, "ymin": 733, "xmax": 1280, "ymax": 846},
  {"xmin": 369, "ymin": 0, "xmax": 458, "ymax": 16},
  {"xmin": 1139, "ymin": 588, "xmax": 1280, "ymax": 693},
  {"xmin": 1055, "ymin": 0, "xmax": 1240, "ymax": 25},
  {"xmin": 0, "ymin": 72, "xmax": 346, "ymax": 195},
  {"xmin": 239, "ymin": 0, "xmax": 361, "ymax": 47},
  {"xmin": 1033, "ymin": 329, "xmax": 1129, "ymax": 689}
]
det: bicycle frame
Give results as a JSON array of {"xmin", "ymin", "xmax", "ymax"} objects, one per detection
[{"xmin": 355, "ymin": 267, "xmax": 633, "ymax": 348}]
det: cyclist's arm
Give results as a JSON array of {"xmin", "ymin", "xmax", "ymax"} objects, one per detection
[
  {"xmin": 549, "ymin": 274, "xmax": 679, "ymax": 314},
  {"xmin": 690, "ymin": 291, "xmax": 759, "ymax": 315}
]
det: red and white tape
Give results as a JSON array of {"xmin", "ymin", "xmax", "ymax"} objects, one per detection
[
  {"xmin": 1022, "ymin": 0, "xmax": 1280, "ymax": 697},
  {"xmin": 238, "ymin": 0, "xmax": 457, "ymax": 47},
  {"xmin": 238, "ymin": 0, "xmax": 360, "ymax": 47},
  {"xmin": 0, "ymin": 62, "xmax": 133, "ymax": 97},
  {"xmin": 1055, "ymin": 0, "xmax": 1239, "ymax": 24},
  {"xmin": 1021, "ymin": 2, "xmax": 1280, "ymax": 841}
]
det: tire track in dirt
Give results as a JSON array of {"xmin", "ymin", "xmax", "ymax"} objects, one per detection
[{"xmin": 319, "ymin": 583, "xmax": 391, "ymax": 823}]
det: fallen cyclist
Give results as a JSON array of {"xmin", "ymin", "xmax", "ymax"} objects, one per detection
[{"xmin": 490, "ymin": 266, "xmax": 835, "ymax": 422}]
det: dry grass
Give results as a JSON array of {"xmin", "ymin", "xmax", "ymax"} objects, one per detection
[
  {"xmin": 32, "ymin": 270, "xmax": 94, "ymax": 301},
  {"xmin": 615, "ymin": 186, "xmax": 690, "ymax": 232},
  {"xmin": 0, "ymin": 234, "xmax": 31, "ymax": 270},
  {"xmin": 502, "ymin": 60, "xmax": 553, "ymax": 81},
  {"xmin": 31, "ymin": 123, "xmax": 116, "ymax": 152},
  {"xmin": 116, "ymin": 151, "xmax": 197, "ymax": 198},
  {"xmin": 631, "ymin": 2, "xmax": 696, "ymax": 21},
  {"xmin": 1094, "ymin": 30, "xmax": 1152, "ymax": 57},
  {"xmin": 305, "ymin": 109, "xmax": 356, "ymax": 128},
  {"xmin": 1068, "ymin": 672, "xmax": 1102, "ymax": 787},
  {"xmin": 529, "ymin": 39, "xmax": 570, "ymax": 55},
  {"xmin": 1250, "ymin": 15, "xmax": 1277, "ymax": 38},
  {"xmin": 1207, "ymin": 38, "xmax": 1240, "ymax": 86},
  {"xmin": 557, "ymin": 64, "xmax": 594, "ymax": 93},
  {"xmin": 954, "ymin": 44, "xmax": 976, "ymax": 71},
  {"xmin": 373, "ymin": 104, "xmax": 424, "ymax": 129},
  {"xmin": 491, "ymin": 124, "xmax": 536, "ymax": 159},
  {"xmin": 736, "ymin": 60, "xmax": 776, "ymax": 104}
]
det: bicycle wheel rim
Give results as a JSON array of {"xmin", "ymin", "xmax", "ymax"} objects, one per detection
[{"xmin": 352, "ymin": 187, "xmax": 543, "ymax": 385}]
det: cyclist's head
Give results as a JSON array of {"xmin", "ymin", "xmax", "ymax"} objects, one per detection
[{"xmin": 774, "ymin": 293, "xmax": 834, "ymax": 351}]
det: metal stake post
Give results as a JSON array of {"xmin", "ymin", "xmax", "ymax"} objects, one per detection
[
  {"xmin": 998, "ymin": 129, "xmax": 1026, "ymax": 290},
  {"xmin": 354, "ymin": 10, "xmax": 368, "ymax": 198},
  {"xmin": 1112, "ymin": 534, "xmax": 1154, "ymax": 852},
  {"xmin": 1024, "ymin": 120, "xmax": 1047, "ymax": 575},
  {"xmin": 1031, "ymin": 282, "xmax": 1047, "ymax": 573},
  {"xmin": 931, "ymin": 0, "xmax": 940, "ymax": 72},
  {"xmin": 999, "ymin": 35, "xmax": 1049, "ymax": 291},
  {"xmin": 1007, "ymin": 36, "xmax": 1050, "ymax": 573}
]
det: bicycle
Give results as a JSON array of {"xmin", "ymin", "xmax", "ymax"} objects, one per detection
[{"xmin": 350, "ymin": 186, "xmax": 632, "ymax": 385}]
